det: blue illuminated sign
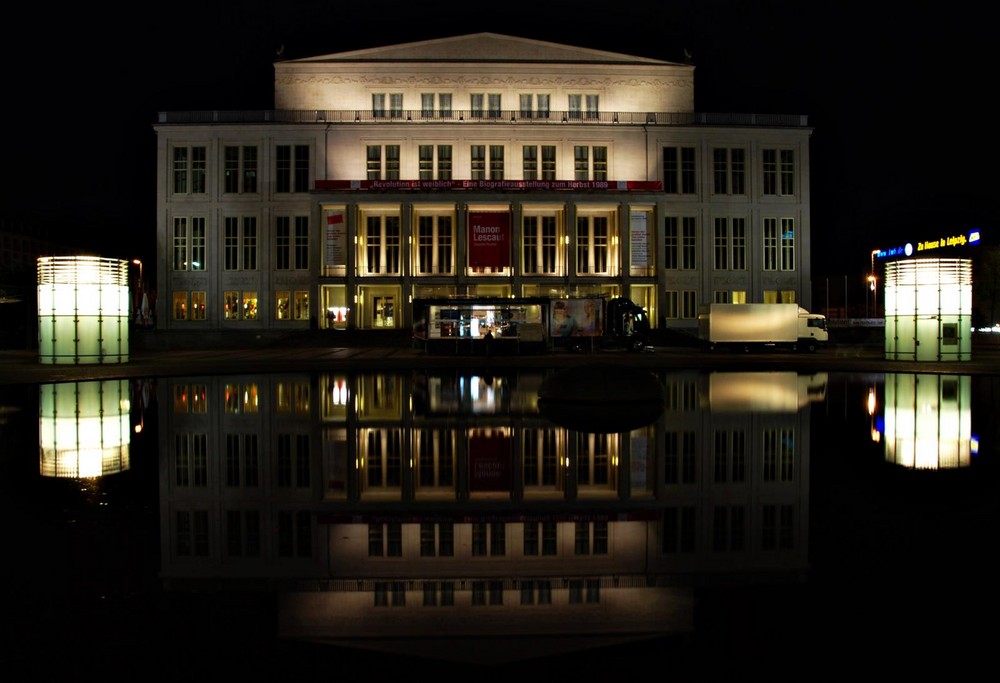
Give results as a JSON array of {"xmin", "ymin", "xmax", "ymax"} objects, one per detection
[{"xmin": 874, "ymin": 230, "xmax": 981, "ymax": 260}]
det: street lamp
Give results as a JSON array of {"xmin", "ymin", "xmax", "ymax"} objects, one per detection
[
  {"xmin": 867, "ymin": 274, "xmax": 877, "ymax": 318},
  {"xmin": 869, "ymin": 249, "xmax": 880, "ymax": 319},
  {"xmin": 132, "ymin": 258, "xmax": 143, "ymax": 288}
]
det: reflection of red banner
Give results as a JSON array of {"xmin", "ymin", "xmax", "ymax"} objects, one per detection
[
  {"xmin": 468, "ymin": 212, "xmax": 510, "ymax": 268},
  {"xmin": 469, "ymin": 436, "xmax": 511, "ymax": 492}
]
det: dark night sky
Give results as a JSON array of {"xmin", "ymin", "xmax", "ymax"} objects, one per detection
[{"xmin": 3, "ymin": 0, "xmax": 994, "ymax": 281}]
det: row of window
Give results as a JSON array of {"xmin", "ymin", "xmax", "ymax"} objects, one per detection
[
  {"xmin": 175, "ymin": 432, "xmax": 311, "ymax": 488},
  {"xmin": 171, "ymin": 215, "xmax": 308, "ymax": 272},
  {"xmin": 663, "ymin": 504, "xmax": 796, "ymax": 553},
  {"xmin": 369, "ymin": 521, "xmax": 608, "ymax": 558},
  {"xmin": 374, "ymin": 579, "xmax": 599, "ymax": 607},
  {"xmin": 664, "ymin": 428, "xmax": 795, "ymax": 484},
  {"xmin": 372, "ymin": 92, "xmax": 600, "ymax": 119},
  {"xmin": 172, "ymin": 213, "xmax": 795, "ymax": 277},
  {"xmin": 369, "ymin": 144, "xmax": 606, "ymax": 181},
  {"xmin": 175, "ymin": 508, "xmax": 311, "ymax": 558},
  {"xmin": 172, "ymin": 426, "xmax": 794, "ymax": 495},
  {"xmin": 176, "ymin": 506, "xmax": 795, "ymax": 561},
  {"xmin": 174, "ymin": 144, "xmax": 309, "ymax": 195},
  {"xmin": 172, "ymin": 290, "xmax": 310, "ymax": 322},
  {"xmin": 172, "ymin": 143, "xmax": 795, "ymax": 196}
]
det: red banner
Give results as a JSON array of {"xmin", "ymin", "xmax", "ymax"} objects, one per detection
[
  {"xmin": 469, "ymin": 435, "xmax": 512, "ymax": 492},
  {"xmin": 468, "ymin": 211, "xmax": 510, "ymax": 269}
]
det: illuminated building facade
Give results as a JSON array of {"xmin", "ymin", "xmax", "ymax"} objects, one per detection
[{"xmin": 155, "ymin": 33, "xmax": 813, "ymax": 338}]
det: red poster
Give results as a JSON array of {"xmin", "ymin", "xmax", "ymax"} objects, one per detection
[
  {"xmin": 469, "ymin": 435, "xmax": 512, "ymax": 492},
  {"xmin": 468, "ymin": 212, "xmax": 510, "ymax": 268}
]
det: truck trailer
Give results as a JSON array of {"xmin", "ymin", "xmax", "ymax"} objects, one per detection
[{"xmin": 698, "ymin": 303, "xmax": 828, "ymax": 352}]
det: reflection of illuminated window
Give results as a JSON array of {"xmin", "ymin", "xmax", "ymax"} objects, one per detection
[
  {"xmin": 368, "ymin": 524, "xmax": 383, "ymax": 556},
  {"xmin": 524, "ymin": 522, "xmax": 559, "ymax": 556},
  {"xmin": 663, "ymin": 506, "xmax": 696, "ymax": 553},
  {"xmin": 762, "ymin": 504, "xmax": 795, "ymax": 550},
  {"xmin": 664, "ymin": 431, "xmax": 697, "ymax": 485},
  {"xmin": 175, "ymin": 434, "xmax": 207, "ymax": 487},
  {"xmin": 176, "ymin": 510, "xmax": 209, "ymax": 557},
  {"xmin": 712, "ymin": 505, "xmax": 746, "ymax": 552},
  {"xmin": 357, "ymin": 375, "xmax": 402, "ymax": 420},
  {"xmin": 277, "ymin": 434, "xmax": 310, "ymax": 488},
  {"xmin": 423, "ymin": 582, "xmax": 437, "ymax": 606},
  {"xmin": 472, "ymin": 522, "xmax": 507, "ymax": 557},
  {"xmin": 190, "ymin": 385, "xmax": 206, "ymax": 413},
  {"xmin": 278, "ymin": 510, "xmax": 312, "ymax": 557},
  {"xmin": 276, "ymin": 381, "xmax": 311, "ymax": 414},
  {"xmin": 763, "ymin": 429, "xmax": 794, "ymax": 482},
  {"xmin": 174, "ymin": 385, "xmax": 190, "ymax": 413},
  {"xmin": 576, "ymin": 434, "xmax": 617, "ymax": 494},
  {"xmin": 574, "ymin": 522, "xmax": 589, "ymax": 554},
  {"xmin": 664, "ymin": 380, "xmax": 697, "ymax": 411},
  {"xmin": 420, "ymin": 522, "xmax": 455, "ymax": 557},
  {"xmin": 472, "ymin": 523, "xmax": 487, "ymax": 556},
  {"xmin": 225, "ymin": 384, "xmax": 259, "ymax": 414},
  {"xmin": 360, "ymin": 429, "xmax": 403, "ymax": 496},
  {"xmin": 387, "ymin": 524, "xmax": 402, "ymax": 556},
  {"xmin": 226, "ymin": 510, "xmax": 261, "ymax": 557},
  {"xmin": 226, "ymin": 434, "xmax": 259, "ymax": 487},
  {"xmin": 574, "ymin": 521, "xmax": 609, "ymax": 555},
  {"xmin": 713, "ymin": 430, "xmax": 747, "ymax": 483},
  {"xmin": 523, "ymin": 428, "xmax": 563, "ymax": 495},
  {"xmin": 416, "ymin": 429, "xmax": 455, "ymax": 497},
  {"xmin": 594, "ymin": 521, "xmax": 608, "ymax": 554}
]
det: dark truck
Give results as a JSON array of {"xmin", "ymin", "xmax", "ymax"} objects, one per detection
[{"xmin": 549, "ymin": 296, "xmax": 651, "ymax": 353}]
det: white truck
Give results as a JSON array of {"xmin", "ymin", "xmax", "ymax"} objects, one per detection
[{"xmin": 698, "ymin": 303, "xmax": 828, "ymax": 352}]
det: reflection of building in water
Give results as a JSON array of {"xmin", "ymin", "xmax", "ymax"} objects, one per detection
[
  {"xmin": 882, "ymin": 373, "xmax": 973, "ymax": 470},
  {"xmin": 157, "ymin": 370, "xmax": 813, "ymax": 659},
  {"xmin": 39, "ymin": 380, "xmax": 131, "ymax": 478}
]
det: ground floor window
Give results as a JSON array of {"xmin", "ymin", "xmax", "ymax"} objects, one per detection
[
  {"xmin": 224, "ymin": 290, "xmax": 258, "ymax": 320},
  {"xmin": 321, "ymin": 285, "xmax": 349, "ymax": 330},
  {"xmin": 357, "ymin": 285, "xmax": 402, "ymax": 329}
]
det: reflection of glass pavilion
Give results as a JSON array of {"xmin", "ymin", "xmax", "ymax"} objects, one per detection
[
  {"xmin": 882, "ymin": 373, "xmax": 972, "ymax": 470},
  {"xmin": 38, "ymin": 380, "xmax": 131, "ymax": 478}
]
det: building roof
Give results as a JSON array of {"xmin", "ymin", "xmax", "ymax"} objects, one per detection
[{"xmin": 282, "ymin": 32, "xmax": 678, "ymax": 66}]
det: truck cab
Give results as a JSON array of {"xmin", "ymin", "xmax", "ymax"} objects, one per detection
[{"xmin": 604, "ymin": 297, "xmax": 650, "ymax": 352}]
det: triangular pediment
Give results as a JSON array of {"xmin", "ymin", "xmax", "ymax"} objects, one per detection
[{"xmin": 285, "ymin": 33, "xmax": 675, "ymax": 65}]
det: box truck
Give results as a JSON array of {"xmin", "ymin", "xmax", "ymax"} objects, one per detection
[{"xmin": 698, "ymin": 303, "xmax": 828, "ymax": 352}]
